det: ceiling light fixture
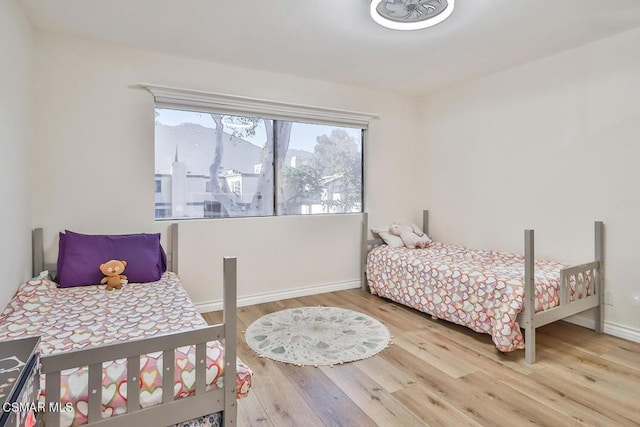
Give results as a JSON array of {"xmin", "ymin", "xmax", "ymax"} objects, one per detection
[{"xmin": 370, "ymin": 0, "xmax": 455, "ymax": 31}]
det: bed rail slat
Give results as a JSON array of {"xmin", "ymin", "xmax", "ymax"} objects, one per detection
[
  {"xmin": 561, "ymin": 261, "xmax": 599, "ymax": 278},
  {"xmin": 560, "ymin": 261, "xmax": 599, "ymax": 308},
  {"xmin": 127, "ymin": 356, "xmax": 140, "ymax": 413},
  {"xmin": 536, "ymin": 259, "xmax": 601, "ymax": 328},
  {"xmin": 88, "ymin": 363, "xmax": 102, "ymax": 423},
  {"xmin": 45, "ymin": 370, "xmax": 61, "ymax": 427},
  {"xmin": 523, "ymin": 229, "xmax": 536, "ymax": 364},
  {"xmin": 223, "ymin": 256, "xmax": 238, "ymax": 425},
  {"xmin": 559, "ymin": 273, "xmax": 569, "ymax": 307},
  {"xmin": 162, "ymin": 349, "xmax": 175, "ymax": 404},
  {"xmin": 81, "ymin": 388, "xmax": 225, "ymax": 427},
  {"xmin": 534, "ymin": 294, "xmax": 599, "ymax": 328},
  {"xmin": 41, "ymin": 325, "xmax": 222, "ymax": 373},
  {"xmin": 195, "ymin": 342, "xmax": 206, "ymax": 396},
  {"xmin": 40, "ymin": 315, "xmax": 232, "ymax": 426}
]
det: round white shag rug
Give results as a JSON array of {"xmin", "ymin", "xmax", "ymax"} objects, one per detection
[{"xmin": 244, "ymin": 306, "xmax": 391, "ymax": 366}]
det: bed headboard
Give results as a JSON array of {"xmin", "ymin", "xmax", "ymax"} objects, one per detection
[
  {"xmin": 361, "ymin": 210, "xmax": 429, "ymax": 246},
  {"xmin": 361, "ymin": 210, "xmax": 429, "ymax": 290},
  {"xmin": 32, "ymin": 223, "xmax": 180, "ymax": 277}
]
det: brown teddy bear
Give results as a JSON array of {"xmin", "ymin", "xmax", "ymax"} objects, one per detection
[{"xmin": 100, "ymin": 260, "xmax": 128, "ymax": 291}]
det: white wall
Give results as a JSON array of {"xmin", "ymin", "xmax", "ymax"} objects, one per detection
[
  {"xmin": 420, "ymin": 27, "xmax": 640, "ymax": 331},
  {"xmin": 0, "ymin": 0, "xmax": 33, "ymax": 309},
  {"xmin": 33, "ymin": 33, "xmax": 423, "ymax": 305}
]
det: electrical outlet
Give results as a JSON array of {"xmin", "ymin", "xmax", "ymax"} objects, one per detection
[{"xmin": 604, "ymin": 290, "xmax": 614, "ymax": 306}]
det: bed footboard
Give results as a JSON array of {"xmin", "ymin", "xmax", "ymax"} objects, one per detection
[
  {"xmin": 532, "ymin": 261, "xmax": 600, "ymax": 329},
  {"xmin": 520, "ymin": 221, "xmax": 604, "ymax": 364},
  {"xmin": 40, "ymin": 257, "xmax": 238, "ymax": 427}
]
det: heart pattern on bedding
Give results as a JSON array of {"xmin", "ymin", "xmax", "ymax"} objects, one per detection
[{"xmin": 0, "ymin": 272, "xmax": 253, "ymax": 427}]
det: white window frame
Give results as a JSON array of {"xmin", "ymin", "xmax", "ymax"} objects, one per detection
[
  {"xmin": 142, "ymin": 84, "xmax": 377, "ymax": 129},
  {"xmin": 144, "ymin": 84, "xmax": 377, "ymax": 218}
]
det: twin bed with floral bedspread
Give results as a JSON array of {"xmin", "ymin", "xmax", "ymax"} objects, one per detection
[{"xmin": 362, "ymin": 211, "xmax": 605, "ymax": 363}]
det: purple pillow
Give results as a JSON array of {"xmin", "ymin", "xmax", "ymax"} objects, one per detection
[{"xmin": 55, "ymin": 231, "xmax": 167, "ymax": 288}]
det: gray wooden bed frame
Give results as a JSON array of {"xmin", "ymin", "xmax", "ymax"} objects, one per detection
[
  {"xmin": 361, "ymin": 210, "xmax": 605, "ymax": 364},
  {"xmin": 31, "ymin": 224, "xmax": 238, "ymax": 427}
]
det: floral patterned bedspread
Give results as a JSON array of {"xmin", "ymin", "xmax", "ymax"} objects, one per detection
[
  {"xmin": 0, "ymin": 272, "xmax": 252, "ymax": 426},
  {"xmin": 367, "ymin": 243, "xmax": 572, "ymax": 352}
]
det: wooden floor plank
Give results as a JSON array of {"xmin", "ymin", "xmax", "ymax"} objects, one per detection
[
  {"xmin": 237, "ymin": 305, "xmax": 324, "ymax": 426},
  {"xmin": 236, "ymin": 390, "xmax": 274, "ymax": 427},
  {"xmin": 496, "ymin": 367, "xmax": 626, "ymax": 427},
  {"xmin": 530, "ymin": 368, "xmax": 640, "ymax": 425},
  {"xmin": 352, "ymin": 356, "xmax": 415, "ymax": 394},
  {"xmin": 236, "ymin": 345, "xmax": 325, "ymax": 424},
  {"xmin": 538, "ymin": 321, "xmax": 633, "ymax": 356},
  {"xmin": 203, "ymin": 308, "xmax": 275, "ymax": 427},
  {"xmin": 320, "ymin": 363, "xmax": 425, "ymax": 427},
  {"xmin": 392, "ymin": 332, "xmax": 477, "ymax": 378},
  {"xmin": 403, "ymin": 325, "xmax": 530, "ymax": 385},
  {"xmin": 456, "ymin": 371, "xmax": 581, "ymax": 427},
  {"xmin": 392, "ymin": 383, "xmax": 482, "ymax": 427},
  {"xmin": 203, "ymin": 289, "xmax": 640, "ymax": 427},
  {"xmin": 600, "ymin": 346, "xmax": 640, "ymax": 373},
  {"xmin": 336, "ymin": 290, "xmax": 427, "ymax": 334},
  {"xmin": 378, "ymin": 344, "xmax": 504, "ymax": 424},
  {"xmin": 538, "ymin": 334, "xmax": 640, "ymax": 397},
  {"xmin": 538, "ymin": 364, "xmax": 640, "ymax": 421},
  {"xmin": 419, "ymin": 315, "xmax": 543, "ymax": 375},
  {"xmin": 380, "ymin": 343, "xmax": 573, "ymax": 427},
  {"xmin": 278, "ymin": 363, "xmax": 377, "ymax": 427}
]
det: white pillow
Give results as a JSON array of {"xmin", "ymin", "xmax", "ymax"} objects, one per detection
[{"xmin": 371, "ymin": 226, "xmax": 404, "ymax": 248}]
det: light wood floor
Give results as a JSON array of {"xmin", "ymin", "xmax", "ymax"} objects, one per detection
[{"xmin": 203, "ymin": 289, "xmax": 640, "ymax": 427}]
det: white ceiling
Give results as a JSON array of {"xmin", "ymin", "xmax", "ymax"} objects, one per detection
[{"xmin": 21, "ymin": 0, "xmax": 640, "ymax": 95}]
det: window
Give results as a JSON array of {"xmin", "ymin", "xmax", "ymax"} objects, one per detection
[
  {"xmin": 278, "ymin": 123, "xmax": 362, "ymax": 215},
  {"xmin": 149, "ymin": 86, "xmax": 373, "ymax": 220}
]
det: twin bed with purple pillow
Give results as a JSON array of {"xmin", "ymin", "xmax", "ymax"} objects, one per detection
[{"xmin": 3, "ymin": 225, "xmax": 246, "ymax": 427}]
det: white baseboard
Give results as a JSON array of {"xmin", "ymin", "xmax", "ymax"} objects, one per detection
[
  {"xmin": 564, "ymin": 316, "xmax": 640, "ymax": 344},
  {"xmin": 195, "ymin": 279, "xmax": 361, "ymax": 313}
]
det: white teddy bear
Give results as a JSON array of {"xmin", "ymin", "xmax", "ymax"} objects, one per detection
[{"xmin": 389, "ymin": 223, "xmax": 432, "ymax": 249}]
